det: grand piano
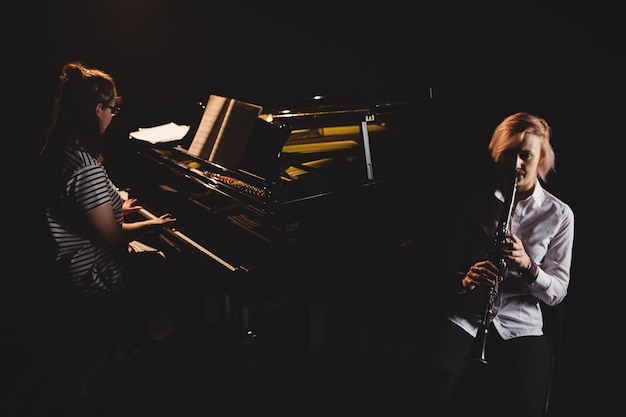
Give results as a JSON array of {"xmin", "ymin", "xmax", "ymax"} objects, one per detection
[{"xmin": 114, "ymin": 91, "xmax": 439, "ymax": 338}]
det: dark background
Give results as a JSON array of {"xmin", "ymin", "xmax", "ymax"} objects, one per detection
[{"xmin": 2, "ymin": 0, "xmax": 623, "ymax": 413}]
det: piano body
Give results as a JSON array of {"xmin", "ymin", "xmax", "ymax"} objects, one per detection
[{"xmin": 117, "ymin": 92, "xmax": 438, "ymax": 335}]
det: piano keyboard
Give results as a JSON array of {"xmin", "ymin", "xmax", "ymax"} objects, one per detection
[{"xmin": 138, "ymin": 207, "xmax": 237, "ymax": 272}]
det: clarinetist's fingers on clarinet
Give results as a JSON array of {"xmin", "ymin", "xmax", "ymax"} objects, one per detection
[
  {"xmin": 463, "ymin": 260, "xmax": 499, "ymax": 289},
  {"xmin": 502, "ymin": 232, "xmax": 529, "ymax": 270}
]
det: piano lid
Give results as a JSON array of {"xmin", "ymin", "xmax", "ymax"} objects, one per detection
[
  {"xmin": 258, "ymin": 90, "xmax": 435, "ymax": 129},
  {"xmin": 132, "ymin": 91, "xmax": 436, "ymax": 214}
]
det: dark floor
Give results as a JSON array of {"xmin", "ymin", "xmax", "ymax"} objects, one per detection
[
  {"xmin": 0, "ymin": 253, "xmax": 615, "ymax": 417},
  {"xmin": 1, "ymin": 274, "xmax": 412, "ymax": 417}
]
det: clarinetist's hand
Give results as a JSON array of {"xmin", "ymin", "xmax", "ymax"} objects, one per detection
[
  {"xmin": 502, "ymin": 232, "xmax": 533, "ymax": 271},
  {"xmin": 462, "ymin": 260, "xmax": 499, "ymax": 291}
]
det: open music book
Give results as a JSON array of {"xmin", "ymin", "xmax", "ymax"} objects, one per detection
[{"xmin": 187, "ymin": 94, "xmax": 263, "ymax": 168}]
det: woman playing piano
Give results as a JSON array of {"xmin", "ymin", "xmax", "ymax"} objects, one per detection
[{"xmin": 38, "ymin": 61, "xmax": 178, "ymax": 347}]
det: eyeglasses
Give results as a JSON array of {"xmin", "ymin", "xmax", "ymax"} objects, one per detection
[{"xmin": 102, "ymin": 104, "xmax": 121, "ymax": 116}]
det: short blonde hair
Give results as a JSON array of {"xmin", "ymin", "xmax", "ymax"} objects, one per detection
[{"xmin": 488, "ymin": 112, "xmax": 555, "ymax": 182}]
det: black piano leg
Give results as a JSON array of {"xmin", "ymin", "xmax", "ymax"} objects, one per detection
[
  {"xmin": 221, "ymin": 293, "xmax": 256, "ymax": 340},
  {"xmin": 241, "ymin": 306, "xmax": 256, "ymax": 340},
  {"xmin": 297, "ymin": 294, "xmax": 326, "ymax": 377}
]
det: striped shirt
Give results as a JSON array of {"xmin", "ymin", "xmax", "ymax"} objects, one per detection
[{"xmin": 46, "ymin": 146, "xmax": 131, "ymax": 302}]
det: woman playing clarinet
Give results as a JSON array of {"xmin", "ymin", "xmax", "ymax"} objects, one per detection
[{"xmin": 417, "ymin": 112, "xmax": 575, "ymax": 417}]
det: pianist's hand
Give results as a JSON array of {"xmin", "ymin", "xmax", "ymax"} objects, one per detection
[
  {"xmin": 146, "ymin": 213, "xmax": 176, "ymax": 227},
  {"xmin": 122, "ymin": 198, "xmax": 143, "ymax": 216},
  {"xmin": 121, "ymin": 212, "xmax": 176, "ymax": 240}
]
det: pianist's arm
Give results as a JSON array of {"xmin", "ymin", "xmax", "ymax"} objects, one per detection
[{"xmin": 121, "ymin": 198, "xmax": 176, "ymax": 240}]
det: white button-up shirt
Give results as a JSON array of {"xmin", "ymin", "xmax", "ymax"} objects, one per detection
[{"xmin": 447, "ymin": 181, "xmax": 575, "ymax": 340}]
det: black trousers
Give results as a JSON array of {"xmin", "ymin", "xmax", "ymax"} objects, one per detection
[{"xmin": 417, "ymin": 316, "xmax": 552, "ymax": 417}]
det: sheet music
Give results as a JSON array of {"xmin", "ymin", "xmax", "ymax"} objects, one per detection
[
  {"xmin": 187, "ymin": 95, "xmax": 229, "ymax": 158},
  {"xmin": 129, "ymin": 122, "xmax": 190, "ymax": 144},
  {"xmin": 187, "ymin": 94, "xmax": 262, "ymax": 167},
  {"xmin": 209, "ymin": 99, "xmax": 262, "ymax": 167}
]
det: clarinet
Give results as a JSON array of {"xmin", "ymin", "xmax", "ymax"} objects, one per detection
[{"xmin": 467, "ymin": 173, "xmax": 518, "ymax": 364}]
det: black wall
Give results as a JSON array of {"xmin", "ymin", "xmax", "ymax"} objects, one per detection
[{"xmin": 3, "ymin": 0, "xmax": 623, "ymax": 403}]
